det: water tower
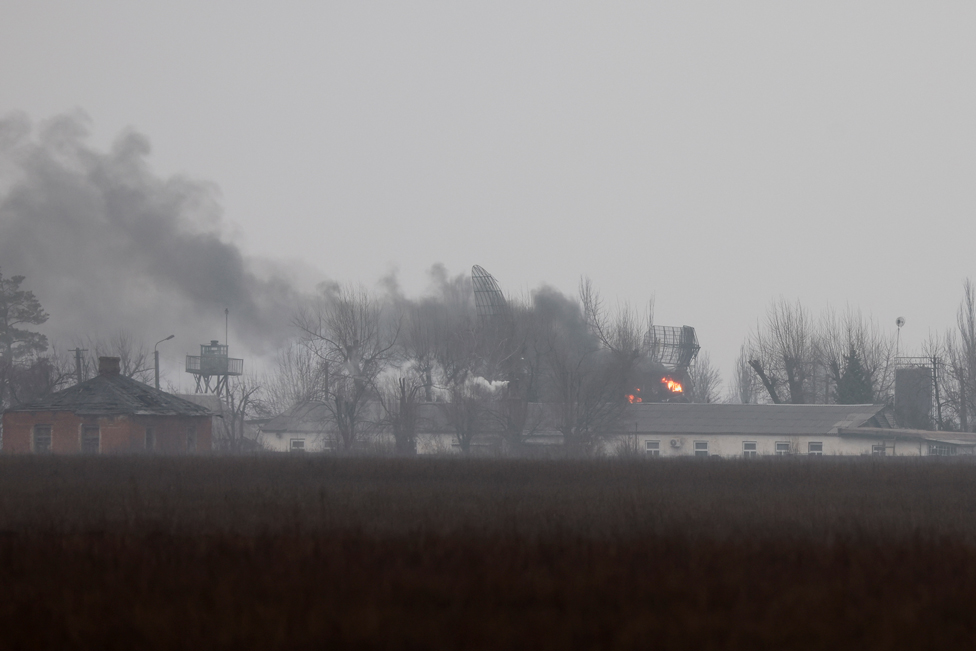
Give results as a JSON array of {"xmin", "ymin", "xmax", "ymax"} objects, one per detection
[{"xmin": 185, "ymin": 340, "xmax": 243, "ymax": 399}]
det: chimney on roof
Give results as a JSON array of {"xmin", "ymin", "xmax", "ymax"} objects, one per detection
[{"xmin": 98, "ymin": 356, "xmax": 121, "ymax": 376}]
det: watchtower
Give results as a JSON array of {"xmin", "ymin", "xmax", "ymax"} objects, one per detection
[{"xmin": 185, "ymin": 340, "xmax": 243, "ymax": 397}]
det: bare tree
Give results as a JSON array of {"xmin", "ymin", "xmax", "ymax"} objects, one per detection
[
  {"xmin": 954, "ymin": 279, "xmax": 976, "ymax": 430},
  {"xmin": 727, "ymin": 344, "xmax": 758, "ymax": 404},
  {"xmin": 293, "ymin": 284, "xmax": 399, "ymax": 451},
  {"xmin": 2, "ymin": 343, "xmax": 74, "ymax": 408},
  {"xmin": 399, "ymin": 301, "xmax": 450, "ymax": 402},
  {"xmin": 262, "ymin": 341, "xmax": 328, "ymax": 416},
  {"xmin": 817, "ymin": 307, "xmax": 895, "ymax": 406},
  {"xmin": 687, "ymin": 352, "xmax": 722, "ymax": 403},
  {"xmin": 580, "ymin": 277, "xmax": 655, "ymax": 359},
  {"xmin": 745, "ymin": 299, "xmax": 896, "ymax": 406},
  {"xmin": 546, "ymin": 344, "xmax": 631, "ymax": 453},
  {"xmin": 215, "ymin": 374, "xmax": 267, "ymax": 453},
  {"xmin": 484, "ymin": 374, "xmax": 548, "ymax": 453},
  {"xmin": 430, "ymin": 294, "xmax": 540, "ymax": 454},
  {"xmin": 428, "ymin": 313, "xmax": 495, "ymax": 454},
  {"xmin": 931, "ymin": 280, "xmax": 976, "ymax": 432},
  {"xmin": 748, "ymin": 299, "xmax": 817, "ymax": 404},
  {"xmin": 377, "ymin": 375, "xmax": 422, "ymax": 455},
  {"xmin": 439, "ymin": 378, "xmax": 494, "ymax": 454},
  {"xmin": 80, "ymin": 330, "xmax": 154, "ymax": 384},
  {"xmin": 540, "ymin": 284, "xmax": 636, "ymax": 453}
]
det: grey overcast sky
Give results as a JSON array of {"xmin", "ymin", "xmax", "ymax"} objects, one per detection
[{"xmin": 1, "ymin": 2, "xmax": 975, "ymax": 383}]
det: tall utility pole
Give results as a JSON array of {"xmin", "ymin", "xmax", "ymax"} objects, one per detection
[{"xmin": 154, "ymin": 335, "xmax": 175, "ymax": 390}]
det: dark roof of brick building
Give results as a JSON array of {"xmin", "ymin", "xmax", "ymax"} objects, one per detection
[{"xmin": 5, "ymin": 373, "xmax": 212, "ymax": 417}]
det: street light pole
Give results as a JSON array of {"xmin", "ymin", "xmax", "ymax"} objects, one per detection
[{"xmin": 154, "ymin": 335, "xmax": 175, "ymax": 390}]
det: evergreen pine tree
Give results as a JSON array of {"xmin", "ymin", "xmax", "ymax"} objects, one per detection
[
  {"xmin": 0, "ymin": 270, "xmax": 50, "ymax": 408},
  {"xmin": 0, "ymin": 270, "xmax": 49, "ymax": 362},
  {"xmin": 834, "ymin": 345, "xmax": 874, "ymax": 404}
]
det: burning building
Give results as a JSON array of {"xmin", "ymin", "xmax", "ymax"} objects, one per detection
[
  {"xmin": 471, "ymin": 265, "xmax": 701, "ymax": 404},
  {"xmin": 626, "ymin": 325, "xmax": 701, "ymax": 403}
]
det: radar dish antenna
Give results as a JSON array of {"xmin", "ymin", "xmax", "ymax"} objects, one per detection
[
  {"xmin": 645, "ymin": 325, "xmax": 700, "ymax": 373},
  {"xmin": 471, "ymin": 265, "xmax": 508, "ymax": 321}
]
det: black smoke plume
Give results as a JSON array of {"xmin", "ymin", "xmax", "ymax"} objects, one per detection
[{"xmin": 0, "ymin": 112, "xmax": 310, "ymax": 369}]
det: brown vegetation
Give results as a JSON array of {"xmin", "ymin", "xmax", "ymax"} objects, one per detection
[{"xmin": 0, "ymin": 456, "xmax": 975, "ymax": 649}]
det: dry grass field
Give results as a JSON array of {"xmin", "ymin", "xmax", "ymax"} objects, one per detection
[{"xmin": 0, "ymin": 456, "xmax": 975, "ymax": 649}]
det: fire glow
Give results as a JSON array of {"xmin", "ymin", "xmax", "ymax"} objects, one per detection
[
  {"xmin": 661, "ymin": 377, "xmax": 683, "ymax": 393},
  {"xmin": 626, "ymin": 388, "xmax": 642, "ymax": 404}
]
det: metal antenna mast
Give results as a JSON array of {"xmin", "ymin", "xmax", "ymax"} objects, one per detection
[{"xmin": 68, "ymin": 348, "xmax": 88, "ymax": 384}]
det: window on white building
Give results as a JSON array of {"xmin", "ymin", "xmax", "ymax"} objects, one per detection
[
  {"xmin": 808, "ymin": 442, "xmax": 823, "ymax": 456},
  {"xmin": 645, "ymin": 440, "xmax": 660, "ymax": 456},
  {"xmin": 33, "ymin": 425, "xmax": 52, "ymax": 453},
  {"xmin": 928, "ymin": 443, "xmax": 956, "ymax": 456},
  {"xmin": 290, "ymin": 439, "xmax": 306, "ymax": 453},
  {"xmin": 742, "ymin": 441, "xmax": 757, "ymax": 458},
  {"xmin": 694, "ymin": 441, "xmax": 708, "ymax": 457},
  {"xmin": 81, "ymin": 425, "xmax": 100, "ymax": 454},
  {"xmin": 775, "ymin": 442, "xmax": 790, "ymax": 456}
]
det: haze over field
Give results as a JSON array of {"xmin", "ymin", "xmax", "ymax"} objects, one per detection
[{"xmin": 2, "ymin": 3, "xmax": 975, "ymax": 386}]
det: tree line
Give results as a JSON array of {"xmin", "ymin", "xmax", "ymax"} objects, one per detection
[
  {"xmin": 6, "ymin": 265, "xmax": 976, "ymax": 451},
  {"xmin": 276, "ymin": 277, "xmax": 673, "ymax": 454},
  {"xmin": 0, "ymin": 268, "xmax": 675, "ymax": 453},
  {"xmin": 734, "ymin": 281, "xmax": 976, "ymax": 432},
  {"xmin": 0, "ymin": 270, "xmax": 158, "ymax": 405}
]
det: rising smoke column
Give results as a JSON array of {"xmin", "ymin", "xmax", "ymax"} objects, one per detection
[{"xmin": 0, "ymin": 111, "xmax": 306, "ymax": 361}]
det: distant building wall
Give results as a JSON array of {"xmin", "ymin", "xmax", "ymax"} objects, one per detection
[
  {"xmin": 258, "ymin": 429, "xmax": 332, "ymax": 453},
  {"xmin": 604, "ymin": 433, "xmax": 963, "ymax": 457},
  {"xmin": 416, "ymin": 432, "xmax": 930, "ymax": 457},
  {"xmin": 1, "ymin": 411, "xmax": 212, "ymax": 454}
]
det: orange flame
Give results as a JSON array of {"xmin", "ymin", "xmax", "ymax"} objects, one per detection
[
  {"xmin": 627, "ymin": 388, "xmax": 642, "ymax": 404},
  {"xmin": 661, "ymin": 377, "xmax": 683, "ymax": 393}
]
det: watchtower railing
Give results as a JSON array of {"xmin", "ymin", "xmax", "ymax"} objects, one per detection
[{"xmin": 185, "ymin": 355, "xmax": 244, "ymax": 376}]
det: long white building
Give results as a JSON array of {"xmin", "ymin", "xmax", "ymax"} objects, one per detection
[
  {"xmin": 257, "ymin": 401, "xmax": 976, "ymax": 457},
  {"xmin": 605, "ymin": 403, "xmax": 976, "ymax": 457}
]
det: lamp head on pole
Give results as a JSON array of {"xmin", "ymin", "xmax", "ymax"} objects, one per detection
[{"xmin": 155, "ymin": 334, "xmax": 176, "ymax": 352}]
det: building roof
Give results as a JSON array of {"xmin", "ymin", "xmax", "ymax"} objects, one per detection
[
  {"xmin": 175, "ymin": 393, "xmax": 225, "ymax": 414},
  {"xmin": 261, "ymin": 401, "xmax": 333, "ymax": 434},
  {"xmin": 839, "ymin": 427, "xmax": 976, "ymax": 447},
  {"xmin": 5, "ymin": 373, "xmax": 212, "ymax": 417},
  {"xmin": 616, "ymin": 402, "xmax": 890, "ymax": 436},
  {"xmin": 261, "ymin": 400, "xmax": 895, "ymax": 438}
]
